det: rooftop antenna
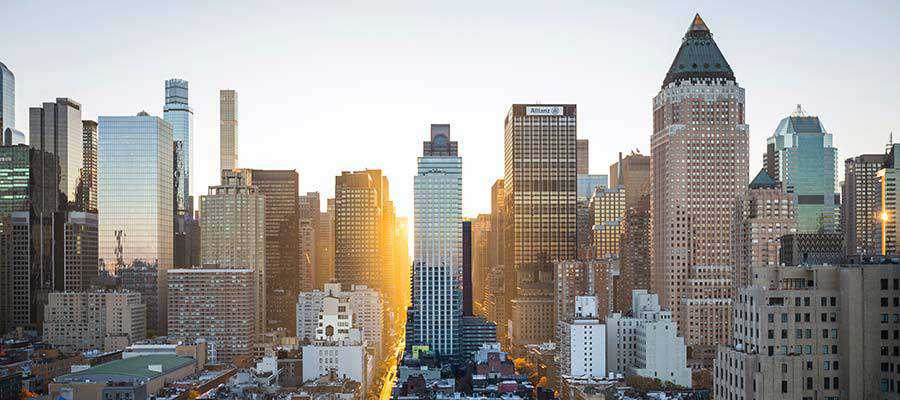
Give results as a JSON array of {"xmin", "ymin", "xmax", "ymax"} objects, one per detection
[{"xmin": 792, "ymin": 104, "xmax": 807, "ymax": 117}]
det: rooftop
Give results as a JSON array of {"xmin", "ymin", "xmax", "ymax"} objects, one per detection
[{"xmin": 55, "ymin": 355, "xmax": 195, "ymax": 384}]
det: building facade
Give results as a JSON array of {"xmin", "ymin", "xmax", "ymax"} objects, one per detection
[
  {"xmin": 334, "ymin": 170, "xmax": 389, "ymax": 291},
  {"xmin": 843, "ymin": 153, "xmax": 884, "ymax": 257},
  {"xmin": 79, "ymin": 120, "xmax": 99, "ymax": 212},
  {"xmin": 559, "ymin": 296, "xmax": 607, "ymax": 381},
  {"xmin": 98, "ymin": 113, "xmax": 173, "ymax": 332},
  {"xmin": 219, "ymin": 89, "xmax": 238, "ymax": 171},
  {"xmin": 764, "ymin": 106, "xmax": 839, "ymax": 233},
  {"xmin": 164, "ymin": 79, "xmax": 194, "ymax": 214},
  {"xmin": 0, "ymin": 62, "xmax": 13, "ymax": 133},
  {"xmin": 877, "ymin": 144, "xmax": 900, "ymax": 255},
  {"xmin": 43, "ymin": 291, "xmax": 146, "ymax": 353},
  {"xmin": 732, "ymin": 170, "xmax": 796, "ymax": 287},
  {"xmin": 200, "ymin": 170, "xmax": 266, "ymax": 335},
  {"xmin": 504, "ymin": 104, "xmax": 577, "ymax": 347},
  {"xmin": 714, "ymin": 263, "xmax": 900, "ymax": 399},
  {"xmin": 590, "ymin": 187, "xmax": 625, "ymax": 259},
  {"xmin": 650, "ymin": 15, "xmax": 747, "ymax": 364},
  {"xmin": 167, "ymin": 268, "xmax": 255, "ymax": 362},
  {"xmin": 29, "ymin": 98, "xmax": 83, "ymax": 202},
  {"xmin": 409, "ymin": 124, "xmax": 463, "ymax": 356}
]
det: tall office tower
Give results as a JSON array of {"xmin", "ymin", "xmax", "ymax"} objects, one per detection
[
  {"xmin": 471, "ymin": 214, "xmax": 491, "ymax": 308},
  {"xmin": 408, "ymin": 124, "xmax": 463, "ymax": 356},
  {"xmin": 877, "ymin": 144, "xmax": 900, "ymax": 255},
  {"xmin": 381, "ymin": 200, "xmax": 397, "ymax": 303},
  {"xmin": 733, "ymin": 170, "xmax": 796, "ymax": 287},
  {"xmin": 334, "ymin": 170, "xmax": 389, "ymax": 292},
  {"xmin": 0, "ymin": 62, "xmax": 13, "ymax": 133},
  {"xmin": 299, "ymin": 192, "xmax": 321, "ymax": 286},
  {"xmin": 54, "ymin": 211, "xmax": 100, "ymax": 292},
  {"xmin": 843, "ymin": 154, "xmax": 885, "ymax": 257},
  {"xmin": 617, "ymin": 195, "xmax": 651, "ymax": 313},
  {"xmin": 651, "ymin": 15, "xmax": 748, "ymax": 366},
  {"xmin": 167, "ymin": 268, "xmax": 255, "ymax": 362},
  {"xmin": 609, "ymin": 151, "xmax": 652, "ymax": 313},
  {"xmin": 78, "ymin": 121, "xmax": 99, "ymax": 212},
  {"xmin": 504, "ymin": 104, "xmax": 577, "ymax": 347},
  {"xmin": 29, "ymin": 98, "xmax": 83, "ymax": 203},
  {"xmin": 0, "ymin": 145, "xmax": 59, "ymax": 332},
  {"xmin": 200, "ymin": 170, "xmax": 266, "ymax": 335},
  {"xmin": 609, "ymin": 151, "xmax": 651, "ymax": 209},
  {"xmin": 487, "ymin": 179, "xmax": 510, "ymax": 337},
  {"xmin": 232, "ymin": 169, "xmax": 299, "ymax": 333},
  {"xmin": 394, "ymin": 216, "xmax": 410, "ymax": 307},
  {"xmin": 316, "ymin": 202, "xmax": 335, "ymax": 290},
  {"xmin": 510, "ymin": 262, "xmax": 556, "ymax": 347},
  {"xmin": 164, "ymin": 79, "xmax": 194, "ymax": 213},
  {"xmin": 299, "ymin": 217, "xmax": 316, "ymax": 292},
  {"xmin": 43, "ymin": 290, "xmax": 146, "ymax": 353},
  {"xmin": 462, "ymin": 220, "xmax": 473, "ymax": 316},
  {"xmin": 219, "ymin": 90, "xmax": 238, "ymax": 172},
  {"xmin": 576, "ymin": 139, "xmax": 589, "ymax": 175},
  {"xmin": 98, "ymin": 113, "xmax": 173, "ymax": 333},
  {"xmin": 589, "ymin": 187, "xmax": 625, "ymax": 259},
  {"xmin": 764, "ymin": 106, "xmax": 839, "ymax": 233},
  {"xmin": 577, "ymin": 174, "xmax": 607, "ymax": 259}
]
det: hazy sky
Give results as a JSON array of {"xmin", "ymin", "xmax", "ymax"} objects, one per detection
[{"xmin": 5, "ymin": 0, "xmax": 899, "ymax": 218}]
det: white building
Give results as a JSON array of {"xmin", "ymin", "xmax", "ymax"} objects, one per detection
[
  {"xmin": 606, "ymin": 290, "xmax": 691, "ymax": 388},
  {"xmin": 300, "ymin": 284, "xmax": 373, "ymax": 392},
  {"xmin": 559, "ymin": 296, "xmax": 607, "ymax": 381},
  {"xmin": 296, "ymin": 283, "xmax": 383, "ymax": 352}
]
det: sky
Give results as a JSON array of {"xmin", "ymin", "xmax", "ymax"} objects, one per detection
[{"xmin": 4, "ymin": 0, "xmax": 900, "ymax": 219}]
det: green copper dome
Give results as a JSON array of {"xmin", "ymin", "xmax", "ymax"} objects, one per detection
[{"xmin": 662, "ymin": 14, "xmax": 736, "ymax": 87}]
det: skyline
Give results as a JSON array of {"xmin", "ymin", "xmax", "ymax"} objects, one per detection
[{"xmin": 5, "ymin": 1, "xmax": 900, "ymax": 217}]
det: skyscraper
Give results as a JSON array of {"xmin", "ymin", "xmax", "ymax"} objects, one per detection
[
  {"xmin": 610, "ymin": 152, "xmax": 651, "ymax": 313},
  {"xmin": 233, "ymin": 169, "xmax": 299, "ymax": 333},
  {"xmin": 408, "ymin": 124, "xmax": 463, "ymax": 355},
  {"xmin": 98, "ymin": 113, "xmax": 173, "ymax": 332},
  {"xmin": 219, "ymin": 90, "xmax": 238, "ymax": 172},
  {"xmin": 764, "ymin": 106, "xmax": 839, "ymax": 233},
  {"xmin": 651, "ymin": 14, "xmax": 748, "ymax": 366},
  {"xmin": 732, "ymin": 170, "xmax": 796, "ymax": 287},
  {"xmin": 78, "ymin": 120, "xmax": 99, "ymax": 212},
  {"xmin": 877, "ymin": 144, "xmax": 900, "ymax": 255},
  {"xmin": 164, "ymin": 79, "xmax": 194, "ymax": 213},
  {"xmin": 843, "ymin": 153, "xmax": 884, "ymax": 257},
  {"xmin": 29, "ymin": 98, "xmax": 83, "ymax": 202},
  {"xmin": 0, "ymin": 62, "xmax": 14, "ymax": 133},
  {"xmin": 504, "ymin": 104, "xmax": 577, "ymax": 347},
  {"xmin": 576, "ymin": 139, "xmax": 589, "ymax": 175},
  {"xmin": 334, "ymin": 169, "xmax": 389, "ymax": 292},
  {"xmin": 200, "ymin": 170, "xmax": 266, "ymax": 335}
]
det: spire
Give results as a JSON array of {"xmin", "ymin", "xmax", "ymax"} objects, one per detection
[
  {"xmin": 792, "ymin": 104, "xmax": 807, "ymax": 117},
  {"xmin": 662, "ymin": 14, "xmax": 735, "ymax": 87},
  {"xmin": 688, "ymin": 13, "xmax": 710, "ymax": 32}
]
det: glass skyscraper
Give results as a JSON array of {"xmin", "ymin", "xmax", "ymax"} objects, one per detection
[
  {"xmin": 0, "ymin": 61, "xmax": 14, "ymax": 133},
  {"xmin": 29, "ymin": 98, "xmax": 83, "ymax": 202},
  {"xmin": 164, "ymin": 79, "xmax": 193, "ymax": 213},
  {"xmin": 764, "ymin": 106, "xmax": 839, "ymax": 233},
  {"xmin": 98, "ymin": 112, "xmax": 173, "ymax": 332},
  {"xmin": 409, "ymin": 124, "xmax": 462, "ymax": 356}
]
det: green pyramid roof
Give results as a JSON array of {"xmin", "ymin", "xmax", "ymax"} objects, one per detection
[
  {"xmin": 749, "ymin": 169, "xmax": 778, "ymax": 189},
  {"xmin": 662, "ymin": 14, "xmax": 735, "ymax": 87}
]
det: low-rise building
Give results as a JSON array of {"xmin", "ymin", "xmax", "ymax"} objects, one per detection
[
  {"xmin": 48, "ymin": 355, "xmax": 200, "ymax": 400},
  {"xmin": 559, "ymin": 296, "xmax": 607, "ymax": 381},
  {"xmin": 296, "ymin": 283, "xmax": 383, "ymax": 354},
  {"xmin": 606, "ymin": 290, "xmax": 690, "ymax": 388},
  {"xmin": 715, "ymin": 263, "xmax": 900, "ymax": 400},
  {"xmin": 43, "ymin": 290, "xmax": 146, "ymax": 353}
]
